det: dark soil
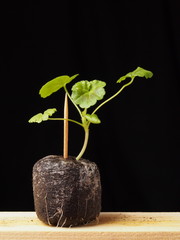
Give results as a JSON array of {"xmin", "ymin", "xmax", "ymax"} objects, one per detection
[{"xmin": 33, "ymin": 155, "xmax": 101, "ymax": 227}]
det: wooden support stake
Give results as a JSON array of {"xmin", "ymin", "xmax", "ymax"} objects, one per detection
[{"xmin": 63, "ymin": 93, "xmax": 68, "ymax": 159}]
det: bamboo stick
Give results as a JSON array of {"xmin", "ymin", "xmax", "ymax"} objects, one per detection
[{"xmin": 63, "ymin": 93, "xmax": 68, "ymax": 159}]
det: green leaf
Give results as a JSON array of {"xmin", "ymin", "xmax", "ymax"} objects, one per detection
[
  {"xmin": 28, "ymin": 108, "xmax": 57, "ymax": 123},
  {"xmin": 84, "ymin": 113, "xmax": 101, "ymax": 124},
  {"xmin": 71, "ymin": 80, "xmax": 106, "ymax": 108},
  {"xmin": 39, "ymin": 74, "xmax": 79, "ymax": 98},
  {"xmin": 43, "ymin": 108, "xmax": 57, "ymax": 120},
  {"xmin": 28, "ymin": 113, "xmax": 44, "ymax": 123},
  {"xmin": 117, "ymin": 67, "xmax": 153, "ymax": 83}
]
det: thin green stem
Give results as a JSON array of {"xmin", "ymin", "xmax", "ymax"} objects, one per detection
[
  {"xmin": 49, "ymin": 118, "xmax": 83, "ymax": 127},
  {"xmin": 76, "ymin": 127, "xmax": 89, "ymax": 160},
  {"xmin": 64, "ymin": 85, "xmax": 82, "ymax": 118},
  {"xmin": 92, "ymin": 78, "xmax": 134, "ymax": 115}
]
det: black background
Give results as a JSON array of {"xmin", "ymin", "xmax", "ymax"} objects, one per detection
[{"xmin": 1, "ymin": 1, "xmax": 180, "ymax": 211}]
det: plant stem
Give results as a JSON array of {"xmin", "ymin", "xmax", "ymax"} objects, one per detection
[
  {"xmin": 49, "ymin": 118, "xmax": 83, "ymax": 127},
  {"xmin": 63, "ymin": 93, "xmax": 69, "ymax": 159},
  {"xmin": 92, "ymin": 78, "xmax": 134, "ymax": 115},
  {"xmin": 76, "ymin": 127, "xmax": 89, "ymax": 160},
  {"xmin": 76, "ymin": 79, "xmax": 134, "ymax": 160},
  {"xmin": 64, "ymin": 85, "xmax": 82, "ymax": 118}
]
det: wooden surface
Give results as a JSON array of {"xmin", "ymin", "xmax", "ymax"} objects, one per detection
[{"xmin": 0, "ymin": 212, "xmax": 180, "ymax": 240}]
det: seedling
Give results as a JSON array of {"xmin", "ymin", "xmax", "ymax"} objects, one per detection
[{"xmin": 29, "ymin": 67, "xmax": 153, "ymax": 160}]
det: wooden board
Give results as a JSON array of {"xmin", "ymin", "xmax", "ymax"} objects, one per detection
[{"xmin": 0, "ymin": 212, "xmax": 180, "ymax": 240}]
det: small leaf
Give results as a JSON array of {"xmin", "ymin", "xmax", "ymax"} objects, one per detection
[
  {"xmin": 28, "ymin": 108, "xmax": 57, "ymax": 123},
  {"xmin": 28, "ymin": 113, "xmax": 44, "ymax": 123},
  {"xmin": 117, "ymin": 67, "xmax": 153, "ymax": 83},
  {"xmin": 39, "ymin": 74, "xmax": 79, "ymax": 98},
  {"xmin": 71, "ymin": 80, "xmax": 106, "ymax": 108},
  {"xmin": 84, "ymin": 113, "xmax": 101, "ymax": 124},
  {"xmin": 42, "ymin": 108, "xmax": 57, "ymax": 120}
]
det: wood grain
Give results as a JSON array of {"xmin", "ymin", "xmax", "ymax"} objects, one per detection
[{"xmin": 0, "ymin": 212, "xmax": 180, "ymax": 240}]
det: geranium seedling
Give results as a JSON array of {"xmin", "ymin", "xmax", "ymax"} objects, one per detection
[
  {"xmin": 29, "ymin": 67, "xmax": 153, "ymax": 160},
  {"xmin": 30, "ymin": 66, "xmax": 153, "ymax": 227}
]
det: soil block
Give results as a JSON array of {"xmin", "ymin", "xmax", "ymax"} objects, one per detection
[{"xmin": 33, "ymin": 155, "xmax": 101, "ymax": 227}]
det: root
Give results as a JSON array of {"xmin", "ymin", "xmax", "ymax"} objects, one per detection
[
  {"xmin": 56, "ymin": 205, "xmax": 64, "ymax": 227},
  {"xmin": 61, "ymin": 217, "xmax": 67, "ymax": 227},
  {"xmin": 96, "ymin": 216, "xmax": 99, "ymax": 225},
  {"xmin": 44, "ymin": 193, "xmax": 51, "ymax": 226},
  {"xmin": 84, "ymin": 199, "xmax": 88, "ymax": 219},
  {"xmin": 44, "ymin": 196, "xmax": 65, "ymax": 227}
]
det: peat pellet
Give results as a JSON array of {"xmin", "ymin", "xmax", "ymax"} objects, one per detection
[{"xmin": 33, "ymin": 155, "xmax": 101, "ymax": 227}]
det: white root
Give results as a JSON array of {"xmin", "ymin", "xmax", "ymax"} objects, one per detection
[
  {"xmin": 84, "ymin": 198, "xmax": 88, "ymax": 219},
  {"xmin": 96, "ymin": 216, "xmax": 99, "ymax": 225},
  {"xmin": 61, "ymin": 217, "xmax": 67, "ymax": 227},
  {"xmin": 44, "ymin": 193, "xmax": 51, "ymax": 226},
  {"xmin": 44, "ymin": 196, "xmax": 65, "ymax": 227},
  {"xmin": 56, "ymin": 206, "xmax": 64, "ymax": 227}
]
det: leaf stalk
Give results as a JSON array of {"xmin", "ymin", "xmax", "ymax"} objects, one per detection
[
  {"xmin": 92, "ymin": 78, "xmax": 134, "ymax": 115},
  {"xmin": 48, "ymin": 118, "xmax": 83, "ymax": 127},
  {"xmin": 64, "ymin": 85, "xmax": 82, "ymax": 118}
]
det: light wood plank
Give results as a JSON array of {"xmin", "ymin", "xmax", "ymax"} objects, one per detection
[{"xmin": 0, "ymin": 212, "xmax": 180, "ymax": 240}]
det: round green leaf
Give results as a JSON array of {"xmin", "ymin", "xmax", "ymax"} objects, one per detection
[
  {"xmin": 39, "ymin": 74, "xmax": 79, "ymax": 98},
  {"xmin": 71, "ymin": 80, "xmax": 106, "ymax": 108}
]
